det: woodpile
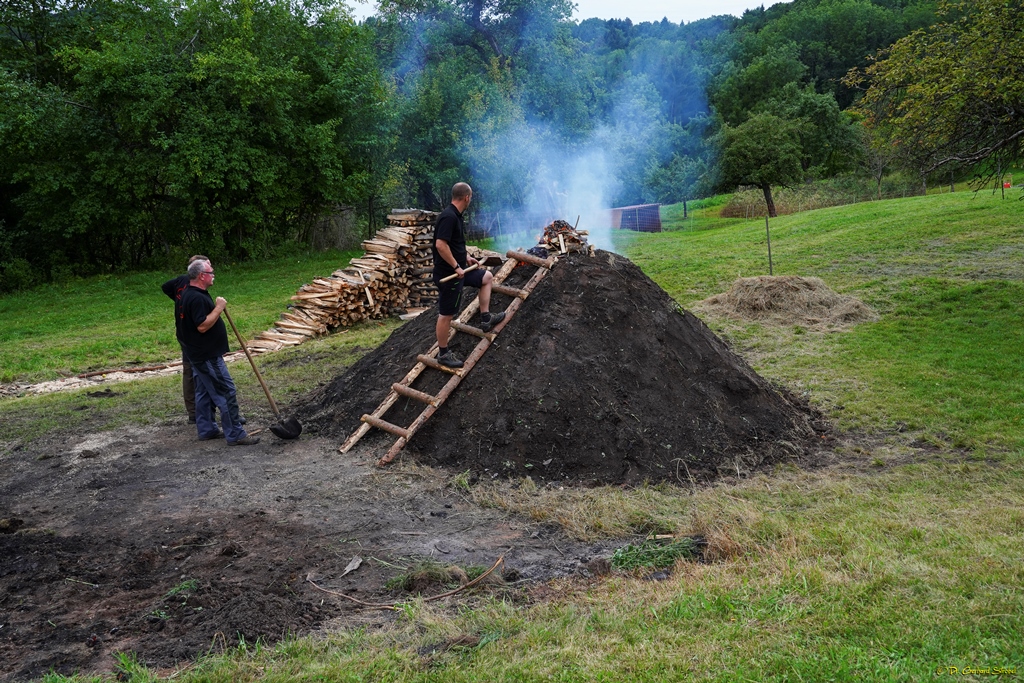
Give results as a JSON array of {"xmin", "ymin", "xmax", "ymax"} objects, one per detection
[
  {"xmin": 247, "ymin": 209, "xmax": 440, "ymax": 352},
  {"xmin": 539, "ymin": 219, "xmax": 595, "ymax": 256},
  {"xmin": 391, "ymin": 209, "xmax": 441, "ymax": 312}
]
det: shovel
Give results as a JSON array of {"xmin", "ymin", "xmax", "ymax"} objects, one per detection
[{"xmin": 224, "ymin": 308, "xmax": 303, "ymax": 440}]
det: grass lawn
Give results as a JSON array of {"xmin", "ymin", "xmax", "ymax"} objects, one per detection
[
  {"xmin": 0, "ymin": 248, "xmax": 364, "ymax": 384},
  {"xmin": 8, "ymin": 190, "xmax": 1024, "ymax": 682}
]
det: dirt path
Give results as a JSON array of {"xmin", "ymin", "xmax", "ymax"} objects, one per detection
[{"xmin": 0, "ymin": 425, "xmax": 610, "ymax": 681}]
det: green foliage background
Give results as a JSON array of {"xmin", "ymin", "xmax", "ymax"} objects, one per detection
[
  {"xmin": 0, "ymin": 0, "xmax": 956, "ymax": 292},
  {"xmin": 0, "ymin": 0, "xmax": 389, "ymax": 287}
]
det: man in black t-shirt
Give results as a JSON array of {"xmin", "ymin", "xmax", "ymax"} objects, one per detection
[
  {"xmin": 432, "ymin": 182, "xmax": 505, "ymax": 368},
  {"xmin": 177, "ymin": 258, "xmax": 259, "ymax": 446}
]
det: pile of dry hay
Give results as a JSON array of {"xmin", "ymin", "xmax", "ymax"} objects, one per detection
[{"xmin": 696, "ymin": 275, "xmax": 877, "ymax": 329}]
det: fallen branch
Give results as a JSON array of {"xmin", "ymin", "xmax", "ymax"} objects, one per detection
[{"xmin": 306, "ymin": 554, "xmax": 505, "ymax": 611}]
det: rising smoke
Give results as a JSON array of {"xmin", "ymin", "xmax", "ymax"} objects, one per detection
[
  {"xmin": 465, "ymin": 119, "xmax": 619, "ymax": 253},
  {"xmin": 463, "ymin": 69, "xmax": 702, "ymax": 254}
]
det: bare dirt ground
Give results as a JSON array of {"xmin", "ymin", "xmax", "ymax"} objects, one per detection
[{"xmin": 0, "ymin": 425, "xmax": 618, "ymax": 681}]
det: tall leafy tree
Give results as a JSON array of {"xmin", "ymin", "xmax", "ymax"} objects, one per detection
[
  {"xmin": 849, "ymin": 0, "xmax": 1024, "ymax": 177},
  {"xmin": 0, "ymin": 0, "xmax": 388, "ymax": 284},
  {"xmin": 719, "ymin": 112, "xmax": 804, "ymax": 217},
  {"xmin": 711, "ymin": 42, "xmax": 807, "ymax": 126},
  {"xmin": 758, "ymin": 82, "xmax": 863, "ymax": 176}
]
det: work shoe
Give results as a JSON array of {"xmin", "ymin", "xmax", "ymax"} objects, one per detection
[
  {"xmin": 238, "ymin": 415, "xmax": 247, "ymax": 425},
  {"xmin": 479, "ymin": 311, "xmax": 506, "ymax": 332},
  {"xmin": 199, "ymin": 429, "xmax": 224, "ymax": 441},
  {"xmin": 437, "ymin": 350, "xmax": 464, "ymax": 369},
  {"xmin": 228, "ymin": 436, "xmax": 261, "ymax": 446}
]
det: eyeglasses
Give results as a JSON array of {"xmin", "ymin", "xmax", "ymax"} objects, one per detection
[{"xmin": 203, "ymin": 270, "xmax": 214, "ymax": 276}]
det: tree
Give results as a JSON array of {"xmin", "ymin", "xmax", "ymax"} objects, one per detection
[
  {"xmin": 719, "ymin": 112, "xmax": 804, "ymax": 217},
  {"xmin": 0, "ymin": 0, "xmax": 389, "ymax": 284},
  {"xmin": 378, "ymin": 0, "xmax": 575, "ymax": 71},
  {"xmin": 711, "ymin": 42, "xmax": 807, "ymax": 126},
  {"xmin": 749, "ymin": 0, "xmax": 920, "ymax": 108},
  {"xmin": 759, "ymin": 82, "xmax": 863, "ymax": 177},
  {"xmin": 849, "ymin": 0, "xmax": 1024, "ymax": 178}
]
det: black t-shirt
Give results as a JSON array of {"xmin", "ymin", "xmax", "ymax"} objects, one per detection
[
  {"xmin": 432, "ymin": 203, "xmax": 467, "ymax": 279},
  {"xmin": 161, "ymin": 274, "xmax": 190, "ymax": 341},
  {"xmin": 177, "ymin": 285, "xmax": 229, "ymax": 362}
]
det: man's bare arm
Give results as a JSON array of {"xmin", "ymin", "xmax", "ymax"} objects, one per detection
[
  {"xmin": 198, "ymin": 297, "xmax": 227, "ymax": 333},
  {"xmin": 436, "ymin": 240, "xmax": 465, "ymax": 276}
]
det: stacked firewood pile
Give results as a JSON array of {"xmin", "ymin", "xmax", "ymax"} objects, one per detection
[
  {"xmin": 246, "ymin": 210, "xmax": 439, "ymax": 352},
  {"xmin": 539, "ymin": 219, "xmax": 595, "ymax": 256},
  {"xmin": 391, "ymin": 209, "xmax": 441, "ymax": 312}
]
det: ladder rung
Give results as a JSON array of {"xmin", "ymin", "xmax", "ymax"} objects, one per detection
[
  {"xmin": 360, "ymin": 414, "xmax": 410, "ymax": 439},
  {"xmin": 392, "ymin": 383, "xmax": 440, "ymax": 407},
  {"xmin": 506, "ymin": 249, "xmax": 555, "ymax": 269},
  {"xmin": 451, "ymin": 320, "xmax": 496, "ymax": 341},
  {"xmin": 492, "ymin": 284, "xmax": 527, "ymax": 299},
  {"xmin": 416, "ymin": 354, "xmax": 463, "ymax": 375}
]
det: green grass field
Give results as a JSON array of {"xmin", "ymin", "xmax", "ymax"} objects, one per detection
[
  {"xmin": 7, "ymin": 190, "xmax": 1024, "ymax": 682},
  {"xmin": 0, "ymin": 248, "xmax": 364, "ymax": 384}
]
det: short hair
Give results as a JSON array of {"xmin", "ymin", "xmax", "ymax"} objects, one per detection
[
  {"xmin": 187, "ymin": 259, "xmax": 210, "ymax": 280},
  {"xmin": 452, "ymin": 182, "xmax": 472, "ymax": 201},
  {"xmin": 188, "ymin": 254, "xmax": 208, "ymax": 264}
]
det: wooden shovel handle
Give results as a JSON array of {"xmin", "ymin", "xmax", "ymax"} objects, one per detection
[
  {"xmin": 440, "ymin": 263, "xmax": 480, "ymax": 283},
  {"xmin": 224, "ymin": 308, "xmax": 282, "ymax": 420}
]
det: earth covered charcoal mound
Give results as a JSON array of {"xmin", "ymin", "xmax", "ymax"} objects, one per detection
[{"xmin": 298, "ymin": 250, "xmax": 826, "ymax": 485}]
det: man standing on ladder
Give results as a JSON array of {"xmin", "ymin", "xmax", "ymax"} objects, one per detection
[{"xmin": 432, "ymin": 182, "xmax": 505, "ymax": 369}]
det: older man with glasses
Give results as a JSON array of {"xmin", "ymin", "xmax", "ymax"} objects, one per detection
[{"xmin": 177, "ymin": 258, "xmax": 259, "ymax": 446}]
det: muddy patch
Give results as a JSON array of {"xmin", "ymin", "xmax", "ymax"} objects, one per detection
[{"xmin": 0, "ymin": 426, "xmax": 609, "ymax": 681}]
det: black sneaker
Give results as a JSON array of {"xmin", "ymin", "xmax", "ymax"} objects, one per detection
[
  {"xmin": 199, "ymin": 430, "xmax": 224, "ymax": 441},
  {"xmin": 438, "ymin": 350, "xmax": 464, "ymax": 369},
  {"xmin": 228, "ymin": 436, "xmax": 261, "ymax": 446},
  {"xmin": 480, "ymin": 311, "xmax": 506, "ymax": 332}
]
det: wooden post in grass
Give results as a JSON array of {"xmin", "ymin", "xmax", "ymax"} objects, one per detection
[{"xmin": 765, "ymin": 215, "xmax": 774, "ymax": 276}]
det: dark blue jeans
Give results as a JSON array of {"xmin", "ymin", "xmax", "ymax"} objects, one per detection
[{"xmin": 191, "ymin": 356, "xmax": 247, "ymax": 443}]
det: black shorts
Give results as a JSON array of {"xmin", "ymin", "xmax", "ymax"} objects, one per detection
[{"xmin": 435, "ymin": 268, "xmax": 486, "ymax": 316}]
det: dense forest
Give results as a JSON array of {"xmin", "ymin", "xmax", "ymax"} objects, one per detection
[{"xmin": 3, "ymin": 0, "xmax": 1018, "ymax": 291}]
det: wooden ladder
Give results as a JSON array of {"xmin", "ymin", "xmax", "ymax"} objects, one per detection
[{"xmin": 339, "ymin": 249, "xmax": 558, "ymax": 466}]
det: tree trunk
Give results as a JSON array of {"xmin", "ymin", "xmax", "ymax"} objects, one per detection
[
  {"xmin": 761, "ymin": 183, "xmax": 777, "ymax": 218},
  {"xmin": 682, "ymin": 199, "xmax": 687, "ymax": 218}
]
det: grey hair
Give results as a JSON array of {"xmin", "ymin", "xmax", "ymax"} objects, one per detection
[{"xmin": 187, "ymin": 259, "xmax": 210, "ymax": 279}]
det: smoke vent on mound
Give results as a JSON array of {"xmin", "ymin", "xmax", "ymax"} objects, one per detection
[{"xmin": 297, "ymin": 251, "xmax": 827, "ymax": 485}]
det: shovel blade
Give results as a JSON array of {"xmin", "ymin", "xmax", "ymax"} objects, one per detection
[{"xmin": 270, "ymin": 416, "xmax": 303, "ymax": 440}]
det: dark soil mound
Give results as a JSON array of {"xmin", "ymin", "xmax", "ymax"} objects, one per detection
[{"xmin": 299, "ymin": 251, "xmax": 826, "ymax": 485}]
